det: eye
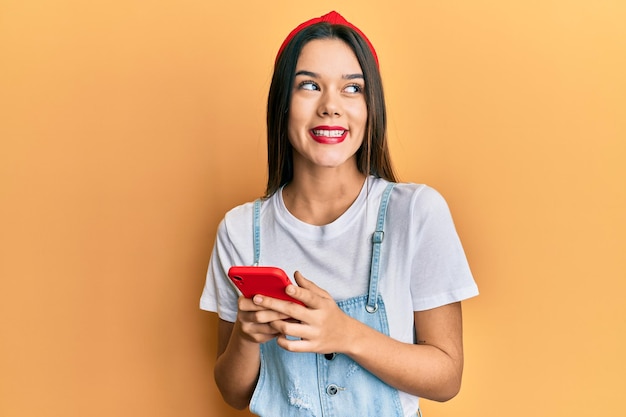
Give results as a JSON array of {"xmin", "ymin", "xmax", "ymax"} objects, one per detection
[
  {"xmin": 298, "ymin": 81, "xmax": 319, "ymax": 91},
  {"xmin": 344, "ymin": 83, "xmax": 363, "ymax": 94}
]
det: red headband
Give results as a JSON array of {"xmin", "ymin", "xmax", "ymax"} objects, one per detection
[{"xmin": 275, "ymin": 11, "xmax": 379, "ymax": 67}]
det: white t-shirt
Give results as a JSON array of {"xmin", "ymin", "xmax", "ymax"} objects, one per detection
[{"xmin": 200, "ymin": 176, "xmax": 479, "ymax": 415}]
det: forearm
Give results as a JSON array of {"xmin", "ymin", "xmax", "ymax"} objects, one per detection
[
  {"xmin": 345, "ymin": 317, "xmax": 463, "ymax": 401},
  {"xmin": 263, "ymin": 275, "xmax": 466, "ymax": 401},
  {"xmin": 214, "ymin": 321, "xmax": 262, "ymax": 409}
]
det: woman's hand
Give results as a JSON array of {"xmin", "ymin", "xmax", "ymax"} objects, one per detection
[
  {"xmin": 235, "ymin": 295, "xmax": 293, "ymax": 345},
  {"xmin": 252, "ymin": 271, "xmax": 357, "ymax": 354},
  {"xmin": 250, "ymin": 271, "xmax": 466, "ymax": 401},
  {"xmin": 214, "ymin": 296, "xmax": 294, "ymax": 410}
]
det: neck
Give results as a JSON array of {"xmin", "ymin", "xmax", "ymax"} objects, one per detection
[{"xmin": 282, "ymin": 167, "xmax": 367, "ymax": 226}]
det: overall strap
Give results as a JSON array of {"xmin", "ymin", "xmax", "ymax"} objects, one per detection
[
  {"xmin": 252, "ymin": 199, "xmax": 262, "ymax": 266},
  {"xmin": 366, "ymin": 182, "xmax": 396, "ymax": 313}
]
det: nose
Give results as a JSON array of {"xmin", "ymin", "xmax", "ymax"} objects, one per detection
[{"xmin": 318, "ymin": 90, "xmax": 342, "ymax": 117}]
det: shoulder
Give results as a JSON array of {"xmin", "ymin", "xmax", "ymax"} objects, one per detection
[
  {"xmin": 216, "ymin": 200, "xmax": 257, "ymax": 244},
  {"xmin": 388, "ymin": 182, "xmax": 451, "ymax": 216},
  {"xmin": 217, "ymin": 193, "xmax": 281, "ymax": 242},
  {"xmin": 222, "ymin": 200, "xmax": 255, "ymax": 226}
]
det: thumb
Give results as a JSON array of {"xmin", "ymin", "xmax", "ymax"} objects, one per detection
[
  {"xmin": 293, "ymin": 271, "xmax": 327, "ymax": 296},
  {"xmin": 293, "ymin": 270, "xmax": 310, "ymax": 287}
]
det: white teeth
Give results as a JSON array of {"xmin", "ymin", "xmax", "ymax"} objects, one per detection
[{"xmin": 313, "ymin": 130, "xmax": 345, "ymax": 138}]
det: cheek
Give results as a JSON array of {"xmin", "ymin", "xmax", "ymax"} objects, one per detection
[
  {"xmin": 348, "ymin": 103, "xmax": 368, "ymax": 129},
  {"xmin": 286, "ymin": 114, "xmax": 306, "ymax": 146},
  {"xmin": 287, "ymin": 99, "xmax": 308, "ymax": 127}
]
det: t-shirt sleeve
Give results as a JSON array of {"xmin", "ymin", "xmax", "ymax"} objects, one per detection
[
  {"xmin": 409, "ymin": 186, "xmax": 479, "ymax": 311},
  {"xmin": 199, "ymin": 218, "xmax": 241, "ymax": 322}
]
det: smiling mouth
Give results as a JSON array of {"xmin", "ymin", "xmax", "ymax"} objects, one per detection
[
  {"xmin": 312, "ymin": 129, "xmax": 346, "ymax": 138},
  {"xmin": 309, "ymin": 129, "xmax": 348, "ymax": 144}
]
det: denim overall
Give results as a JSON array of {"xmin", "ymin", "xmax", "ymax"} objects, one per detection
[{"xmin": 248, "ymin": 183, "xmax": 419, "ymax": 417}]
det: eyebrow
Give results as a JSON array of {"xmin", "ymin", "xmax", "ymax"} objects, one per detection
[{"xmin": 295, "ymin": 70, "xmax": 364, "ymax": 80}]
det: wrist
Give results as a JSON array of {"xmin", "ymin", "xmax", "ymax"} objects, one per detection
[{"xmin": 338, "ymin": 315, "xmax": 369, "ymax": 357}]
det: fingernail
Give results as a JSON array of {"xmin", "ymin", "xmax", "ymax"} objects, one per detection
[{"xmin": 253, "ymin": 295, "xmax": 263, "ymax": 304}]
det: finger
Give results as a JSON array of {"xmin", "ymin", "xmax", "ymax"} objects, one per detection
[
  {"xmin": 269, "ymin": 318, "xmax": 302, "ymax": 335},
  {"xmin": 238, "ymin": 296, "xmax": 267, "ymax": 312},
  {"xmin": 293, "ymin": 271, "xmax": 329, "ymax": 297},
  {"xmin": 240, "ymin": 309, "xmax": 291, "ymax": 325},
  {"xmin": 240, "ymin": 296, "xmax": 292, "ymax": 320},
  {"xmin": 275, "ymin": 334, "xmax": 315, "ymax": 353},
  {"xmin": 241, "ymin": 321, "xmax": 278, "ymax": 335},
  {"xmin": 239, "ymin": 323, "xmax": 281, "ymax": 344},
  {"xmin": 282, "ymin": 272, "xmax": 332, "ymax": 308},
  {"xmin": 253, "ymin": 293, "xmax": 306, "ymax": 319}
]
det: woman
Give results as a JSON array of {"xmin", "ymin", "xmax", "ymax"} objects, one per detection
[{"xmin": 201, "ymin": 11, "xmax": 478, "ymax": 417}]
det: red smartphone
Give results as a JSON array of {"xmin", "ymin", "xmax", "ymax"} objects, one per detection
[{"xmin": 227, "ymin": 266, "xmax": 304, "ymax": 306}]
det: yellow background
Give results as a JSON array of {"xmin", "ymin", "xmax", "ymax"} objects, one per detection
[{"xmin": 1, "ymin": 0, "xmax": 625, "ymax": 416}]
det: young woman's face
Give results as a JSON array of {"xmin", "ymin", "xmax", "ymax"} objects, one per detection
[{"xmin": 287, "ymin": 38, "xmax": 367, "ymax": 172}]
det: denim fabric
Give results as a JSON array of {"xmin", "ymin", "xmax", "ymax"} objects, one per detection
[
  {"xmin": 250, "ymin": 295, "xmax": 404, "ymax": 416},
  {"xmin": 249, "ymin": 183, "xmax": 408, "ymax": 417}
]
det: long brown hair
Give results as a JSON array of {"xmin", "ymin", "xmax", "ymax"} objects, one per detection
[{"xmin": 265, "ymin": 22, "xmax": 397, "ymax": 197}]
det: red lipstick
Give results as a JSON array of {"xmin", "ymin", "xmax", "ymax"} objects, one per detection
[{"xmin": 309, "ymin": 125, "xmax": 348, "ymax": 144}]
